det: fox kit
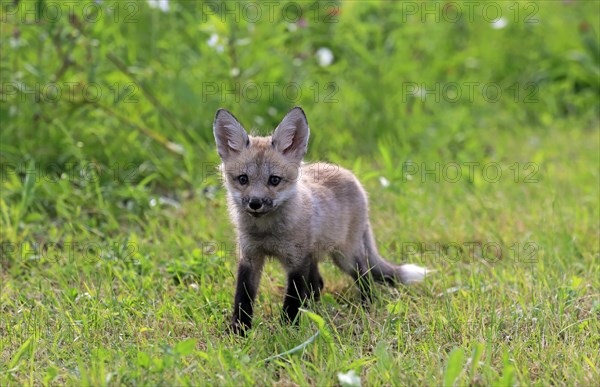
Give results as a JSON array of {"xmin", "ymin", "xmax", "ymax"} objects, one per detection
[{"xmin": 213, "ymin": 107, "xmax": 428, "ymax": 335}]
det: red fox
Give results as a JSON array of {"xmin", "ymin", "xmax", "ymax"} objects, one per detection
[{"xmin": 213, "ymin": 107, "xmax": 429, "ymax": 335}]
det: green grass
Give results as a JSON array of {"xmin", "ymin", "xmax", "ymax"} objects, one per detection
[
  {"xmin": 1, "ymin": 125, "xmax": 598, "ymax": 385},
  {"xmin": 1, "ymin": 0, "xmax": 599, "ymax": 385}
]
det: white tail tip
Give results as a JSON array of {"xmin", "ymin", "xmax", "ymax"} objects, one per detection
[{"xmin": 399, "ymin": 264, "xmax": 432, "ymax": 284}]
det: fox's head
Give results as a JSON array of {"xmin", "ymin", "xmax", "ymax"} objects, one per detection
[{"xmin": 213, "ymin": 107, "xmax": 309, "ymax": 218}]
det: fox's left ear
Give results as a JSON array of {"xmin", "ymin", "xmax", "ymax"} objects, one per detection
[{"xmin": 272, "ymin": 107, "xmax": 310, "ymax": 162}]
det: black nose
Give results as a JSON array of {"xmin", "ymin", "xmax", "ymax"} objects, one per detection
[{"xmin": 248, "ymin": 198, "xmax": 262, "ymax": 210}]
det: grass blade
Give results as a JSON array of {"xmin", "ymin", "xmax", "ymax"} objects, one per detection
[
  {"xmin": 260, "ymin": 331, "xmax": 320, "ymax": 364},
  {"xmin": 443, "ymin": 347, "xmax": 465, "ymax": 387}
]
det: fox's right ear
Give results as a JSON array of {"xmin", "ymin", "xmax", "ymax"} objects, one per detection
[{"xmin": 213, "ymin": 109, "xmax": 249, "ymax": 160}]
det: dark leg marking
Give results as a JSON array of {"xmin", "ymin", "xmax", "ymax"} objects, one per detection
[
  {"xmin": 308, "ymin": 259, "xmax": 324, "ymax": 302},
  {"xmin": 231, "ymin": 261, "xmax": 260, "ymax": 336},
  {"xmin": 282, "ymin": 269, "xmax": 311, "ymax": 325}
]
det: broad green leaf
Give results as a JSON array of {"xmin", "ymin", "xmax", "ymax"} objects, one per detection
[{"xmin": 174, "ymin": 338, "xmax": 197, "ymax": 356}]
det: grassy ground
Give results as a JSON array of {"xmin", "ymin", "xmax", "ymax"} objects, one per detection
[
  {"xmin": 1, "ymin": 1, "xmax": 599, "ymax": 385},
  {"xmin": 1, "ymin": 124, "xmax": 598, "ymax": 385}
]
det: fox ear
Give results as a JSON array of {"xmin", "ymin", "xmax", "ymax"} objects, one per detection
[
  {"xmin": 272, "ymin": 107, "xmax": 309, "ymax": 162},
  {"xmin": 213, "ymin": 109, "xmax": 249, "ymax": 160}
]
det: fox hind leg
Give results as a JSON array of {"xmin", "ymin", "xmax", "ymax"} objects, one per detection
[{"xmin": 331, "ymin": 249, "xmax": 375, "ymax": 303}]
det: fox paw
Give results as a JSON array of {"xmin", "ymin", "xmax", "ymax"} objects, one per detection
[{"xmin": 229, "ymin": 320, "xmax": 250, "ymax": 336}]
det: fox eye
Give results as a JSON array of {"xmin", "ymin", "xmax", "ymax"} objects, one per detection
[
  {"xmin": 268, "ymin": 175, "xmax": 281, "ymax": 186},
  {"xmin": 238, "ymin": 174, "xmax": 249, "ymax": 185}
]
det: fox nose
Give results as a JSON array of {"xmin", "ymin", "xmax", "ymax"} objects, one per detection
[{"xmin": 248, "ymin": 198, "xmax": 262, "ymax": 210}]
